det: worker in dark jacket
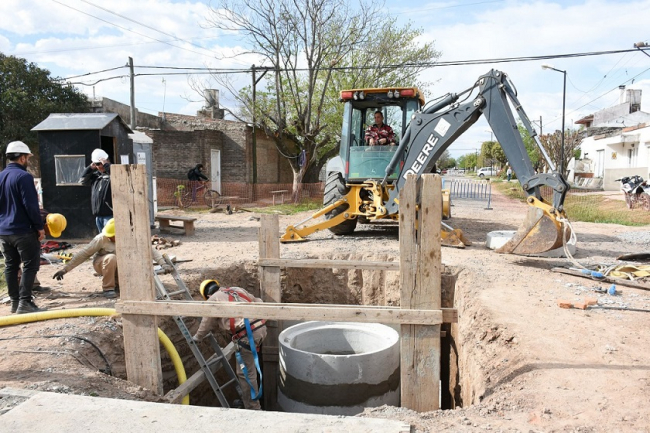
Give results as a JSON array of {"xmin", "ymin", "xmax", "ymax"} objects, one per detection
[
  {"xmin": 0, "ymin": 141, "xmax": 45, "ymax": 314},
  {"xmin": 80, "ymin": 149, "xmax": 113, "ymax": 233}
]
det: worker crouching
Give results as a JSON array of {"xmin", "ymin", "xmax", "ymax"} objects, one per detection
[
  {"xmin": 193, "ymin": 279, "xmax": 267, "ymax": 410},
  {"xmin": 52, "ymin": 218, "xmax": 173, "ymax": 298}
]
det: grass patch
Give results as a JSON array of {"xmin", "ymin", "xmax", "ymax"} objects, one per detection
[
  {"xmin": 494, "ymin": 182, "xmax": 650, "ymax": 226},
  {"xmin": 245, "ymin": 199, "xmax": 323, "ymax": 215}
]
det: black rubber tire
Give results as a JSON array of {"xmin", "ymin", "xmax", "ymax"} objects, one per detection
[
  {"xmin": 324, "ymin": 172, "xmax": 358, "ymax": 235},
  {"xmin": 203, "ymin": 189, "xmax": 223, "ymax": 208}
]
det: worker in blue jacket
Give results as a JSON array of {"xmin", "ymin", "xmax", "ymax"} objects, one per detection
[{"xmin": 0, "ymin": 141, "xmax": 45, "ymax": 314}]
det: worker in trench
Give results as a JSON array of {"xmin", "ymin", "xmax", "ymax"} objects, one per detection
[
  {"xmin": 51, "ymin": 218, "xmax": 173, "ymax": 298},
  {"xmin": 192, "ymin": 279, "xmax": 267, "ymax": 410}
]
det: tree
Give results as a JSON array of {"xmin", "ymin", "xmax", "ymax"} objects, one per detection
[
  {"xmin": 205, "ymin": 0, "xmax": 441, "ymax": 197},
  {"xmin": 437, "ymin": 150, "xmax": 455, "ymax": 170},
  {"xmin": 539, "ymin": 129, "xmax": 583, "ymax": 176},
  {"xmin": 480, "ymin": 140, "xmax": 504, "ymax": 168},
  {"xmin": 0, "ymin": 54, "xmax": 89, "ymax": 160},
  {"xmin": 517, "ymin": 123, "xmax": 542, "ymax": 173}
]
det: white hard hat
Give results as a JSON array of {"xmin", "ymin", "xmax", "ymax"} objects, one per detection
[
  {"xmin": 91, "ymin": 148, "xmax": 109, "ymax": 163},
  {"xmin": 6, "ymin": 141, "xmax": 32, "ymax": 155}
]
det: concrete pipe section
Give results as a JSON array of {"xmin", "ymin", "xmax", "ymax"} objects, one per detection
[{"xmin": 278, "ymin": 321, "xmax": 400, "ymax": 416}]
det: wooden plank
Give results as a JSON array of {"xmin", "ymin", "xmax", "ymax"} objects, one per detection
[
  {"xmin": 400, "ymin": 174, "xmax": 442, "ymax": 412},
  {"xmin": 259, "ymin": 258, "xmax": 400, "ymax": 271},
  {"xmin": 164, "ymin": 342, "xmax": 235, "ymax": 404},
  {"xmin": 116, "ymin": 300, "xmax": 446, "ymax": 325},
  {"xmin": 155, "ymin": 215, "xmax": 197, "ymax": 222},
  {"xmin": 259, "ymin": 214, "xmax": 281, "ymax": 411},
  {"xmin": 112, "ymin": 165, "xmax": 163, "ymax": 395},
  {"xmin": 551, "ymin": 267, "xmax": 650, "ymax": 291}
]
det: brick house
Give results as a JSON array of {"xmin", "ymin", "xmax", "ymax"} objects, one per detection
[{"xmin": 91, "ymin": 92, "xmax": 294, "ymax": 191}]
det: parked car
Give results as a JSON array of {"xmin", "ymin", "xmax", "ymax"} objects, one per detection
[{"xmin": 477, "ymin": 167, "xmax": 498, "ymax": 177}]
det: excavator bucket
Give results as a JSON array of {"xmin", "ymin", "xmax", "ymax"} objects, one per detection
[
  {"xmin": 441, "ymin": 228, "xmax": 472, "ymax": 248},
  {"xmin": 496, "ymin": 197, "xmax": 566, "ymax": 255}
]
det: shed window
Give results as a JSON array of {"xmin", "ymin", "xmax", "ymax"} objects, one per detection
[{"xmin": 55, "ymin": 155, "xmax": 85, "ymax": 186}]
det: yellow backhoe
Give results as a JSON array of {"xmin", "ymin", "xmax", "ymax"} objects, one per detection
[{"xmin": 281, "ymin": 70, "xmax": 570, "ymax": 255}]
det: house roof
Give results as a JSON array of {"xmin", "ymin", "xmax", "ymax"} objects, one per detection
[
  {"xmin": 32, "ymin": 113, "xmax": 133, "ymax": 133},
  {"xmin": 575, "ymin": 115, "xmax": 593, "ymax": 125}
]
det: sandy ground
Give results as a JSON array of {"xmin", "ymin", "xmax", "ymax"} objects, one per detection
[{"xmin": 2, "ymin": 182, "xmax": 650, "ymax": 432}]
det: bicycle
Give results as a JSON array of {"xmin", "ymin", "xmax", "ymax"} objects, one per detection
[{"xmin": 172, "ymin": 181, "xmax": 223, "ymax": 209}]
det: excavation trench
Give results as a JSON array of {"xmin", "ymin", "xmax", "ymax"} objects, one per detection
[
  {"xmin": 99, "ymin": 254, "xmax": 483, "ymax": 411},
  {"xmin": 167, "ymin": 254, "xmax": 485, "ymax": 412}
]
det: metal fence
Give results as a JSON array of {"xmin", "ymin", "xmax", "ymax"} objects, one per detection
[
  {"xmin": 444, "ymin": 178, "xmax": 492, "ymax": 209},
  {"xmin": 156, "ymin": 178, "xmax": 325, "ymax": 208}
]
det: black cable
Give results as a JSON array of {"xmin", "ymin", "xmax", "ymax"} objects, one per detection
[
  {"xmin": 0, "ymin": 335, "xmax": 112, "ymax": 376},
  {"xmin": 60, "ymin": 47, "xmax": 650, "ymax": 81}
]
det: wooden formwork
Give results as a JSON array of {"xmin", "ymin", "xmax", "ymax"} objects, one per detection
[{"xmin": 113, "ymin": 165, "xmax": 453, "ymax": 412}]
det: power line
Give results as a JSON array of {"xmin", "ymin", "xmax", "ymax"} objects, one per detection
[
  {"xmin": 78, "ymin": 0, "xmax": 220, "ymax": 59},
  {"xmin": 49, "ymin": 0, "xmax": 217, "ymax": 60},
  {"xmin": 61, "ymin": 46, "xmax": 650, "ymax": 81}
]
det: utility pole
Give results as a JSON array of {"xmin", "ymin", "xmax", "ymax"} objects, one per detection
[
  {"xmin": 129, "ymin": 57, "xmax": 136, "ymax": 130},
  {"xmin": 252, "ymin": 65, "xmax": 257, "ymax": 184},
  {"xmin": 251, "ymin": 64, "xmax": 273, "ymax": 184}
]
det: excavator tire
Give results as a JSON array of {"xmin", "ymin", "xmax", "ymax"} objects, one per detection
[{"xmin": 324, "ymin": 172, "xmax": 358, "ymax": 235}]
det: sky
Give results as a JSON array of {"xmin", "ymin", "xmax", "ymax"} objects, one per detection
[{"xmin": 1, "ymin": 0, "xmax": 650, "ymax": 160}]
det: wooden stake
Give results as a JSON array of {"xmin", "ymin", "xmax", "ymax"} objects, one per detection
[
  {"xmin": 259, "ymin": 214, "xmax": 281, "ymax": 410},
  {"xmin": 112, "ymin": 165, "xmax": 162, "ymax": 395},
  {"xmin": 400, "ymin": 174, "xmax": 442, "ymax": 412}
]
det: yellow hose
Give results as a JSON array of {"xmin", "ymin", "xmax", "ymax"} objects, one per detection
[
  {"xmin": 157, "ymin": 327, "xmax": 189, "ymax": 405},
  {"xmin": 0, "ymin": 308, "xmax": 190, "ymax": 405}
]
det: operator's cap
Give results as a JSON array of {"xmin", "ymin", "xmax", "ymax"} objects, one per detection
[
  {"xmin": 91, "ymin": 148, "xmax": 109, "ymax": 163},
  {"xmin": 102, "ymin": 218, "xmax": 115, "ymax": 237},
  {"xmin": 6, "ymin": 141, "xmax": 32, "ymax": 155},
  {"xmin": 46, "ymin": 213, "xmax": 67, "ymax": 238},
  {"xmin": 199, "ymin": 279, "xmax": 220, "ymax": 300}
]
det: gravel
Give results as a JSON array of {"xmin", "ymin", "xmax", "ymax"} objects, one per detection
[{"xmin": 617, "ymin": 230, "xmax": 650, "ymax": 246}]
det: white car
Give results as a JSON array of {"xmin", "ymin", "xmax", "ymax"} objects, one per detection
[{"xmin": 477, "ymin": 167, "xmax": 498, "ymax": 177}]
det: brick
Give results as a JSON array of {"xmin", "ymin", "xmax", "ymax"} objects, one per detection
[{"xmin": 557, "ymin": 300, "xmax": 573, "ymax": 309}]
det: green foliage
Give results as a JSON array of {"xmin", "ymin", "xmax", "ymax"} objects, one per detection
[
  {"xmin": 247, "ymin": 199, "xmax": 322, "ymax": 215},
  {"xmin": 0, "ymin": 53, "xmax": 89, "ymax": 155},
  {"xmin": 517, "ymin": 123, "xmax": 541, "ymax": 171},
  {"xmin": 480, "ymin": 140, "xmax": 504, "ymax": 167},
  {"xmin": 494, "ymin": 182, "xmax": 650, "ymax": 226},
  {"xmin": 437, "ymin": 150, "xmax": 455, "ymax": 169},
  {"xmin": 457, "ymin": 153, "xmax": 477, "ymax": 170}
]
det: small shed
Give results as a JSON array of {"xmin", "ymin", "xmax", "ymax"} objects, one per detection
[{"xmin": 32, "ymin": 113, "xmax": 133, "ymax": 239}]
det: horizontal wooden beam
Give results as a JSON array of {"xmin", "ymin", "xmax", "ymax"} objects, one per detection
[
  {"xmin": 259, "ymin": 258, "xmax": 399, "ymax": 271},
  {"xmin": 164, "ymin": 342, "xmax": 235, "ymax": 404},
  {"xmin": 116, "ymin": 300, "xmax": 456, "ymax": 325}
]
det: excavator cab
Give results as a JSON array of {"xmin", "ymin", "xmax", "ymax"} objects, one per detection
[{"xmin": 336, "ymin": 88, "xmax": 423, "ymax": 183}]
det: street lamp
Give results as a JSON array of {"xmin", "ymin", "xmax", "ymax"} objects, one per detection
[{"xmin": 541, "ymin": 64, "xmax": 566, "ymax": 175}]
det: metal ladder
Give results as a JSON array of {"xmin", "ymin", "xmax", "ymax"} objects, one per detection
[{"xmin": 153, "ymin": 254, "xmax": 243, "ymax": 407}]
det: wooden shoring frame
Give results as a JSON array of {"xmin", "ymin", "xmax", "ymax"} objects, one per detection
[{"xmin": 116, "ymin": 168, "xmax": 447, "ymax": 412}]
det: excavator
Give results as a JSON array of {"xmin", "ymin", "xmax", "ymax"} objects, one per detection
[{"xmin": 280, "ymin": 69, "xmax": 571, "ymax": 255}]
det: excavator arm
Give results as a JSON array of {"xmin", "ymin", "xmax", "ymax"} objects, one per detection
[{"xmin": 382, "ymin": 69, "xmax": 570, "ymax": 254}]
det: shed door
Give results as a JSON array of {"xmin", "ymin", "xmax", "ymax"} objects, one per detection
[{"xmin": 211, "ymin": 149, "xmax": 221, "ymax": 194}]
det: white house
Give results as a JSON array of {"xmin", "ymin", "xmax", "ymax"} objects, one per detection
[{"xmin": 577, "ymin": 86, "xmax": 650, "ymax": 190}]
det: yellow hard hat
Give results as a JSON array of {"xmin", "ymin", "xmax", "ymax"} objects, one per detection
[
  {"xmin": 199, "ymin": 279, "xmax": 220, "ymax": 300},
  {"xmin": 46, "ymin": 213, "xmax": 67, "ymax": 238},
  {"xmin": 102, "ymin": 218, "xmax": 116, "ymax": 237}
]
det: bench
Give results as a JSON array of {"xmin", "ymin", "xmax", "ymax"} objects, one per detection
[
  {"xmin": 155, "ymin": 215, "xmax": 197, "ymax": 236},
  {"xmin": 270, "ymin": 190, "xmax": 289, "ymax": 205}
]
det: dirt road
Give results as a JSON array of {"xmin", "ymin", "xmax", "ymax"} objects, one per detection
[{"xmin": 2, "ymin": 186, "xmax": 649, "ymax": 432}]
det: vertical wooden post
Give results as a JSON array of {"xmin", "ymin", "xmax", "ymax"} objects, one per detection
[
  {"xmin": 112, "ymin": 165, "xmax": 163, "ymax": 394},
  {"xmin": 399, "ymin": 174, "xmax": 442, "ymax": 411},
  {"xmin": 259, "ymin": 214, "xmax": 281, "ymax": 410}
]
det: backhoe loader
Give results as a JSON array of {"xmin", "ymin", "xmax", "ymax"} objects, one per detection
[{"xmin": 281, "ymin": 69, "xmax": 571, "ymax": 255}]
